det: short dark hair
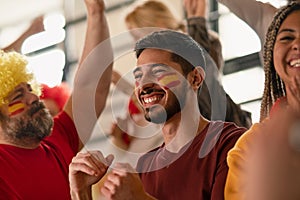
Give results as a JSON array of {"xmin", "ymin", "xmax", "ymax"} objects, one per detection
[{"xmin": 134, "ymin": 30, "xmax": 206, "ymax": 75}]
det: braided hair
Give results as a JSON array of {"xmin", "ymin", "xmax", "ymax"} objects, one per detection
[{"xmin": 260, "ymin": 2, "xmax": 300, "ymax": 121}]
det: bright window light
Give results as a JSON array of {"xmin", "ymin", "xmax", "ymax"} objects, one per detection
[
  {"xmin": 21, "ymin": 29, "xmax": 65, "ymax": 54},
  {"xmin": 222, "ymin": 67, "xmax": 265, "ymax": 104},
  {"xmin": 21, "ymin": 12, "xmax": 66, "ymax": 54},
  {"xmin": 27, "ymin": 49, "xmax": 65, "ymax": 87},
  {"xmin": 44, "ymin": 12, "xmax": 65, "ymax": 30},
  {"xmin": 218, "ymin": 4, "xmax": 261, "ymax": 60},
  {"xmin": 241, "ymin": 101, "xmax": 261, "ymax": 124}
]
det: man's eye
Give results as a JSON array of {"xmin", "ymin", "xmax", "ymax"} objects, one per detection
[
  {"xmin": 134, "ymin": 74, "xmax": 142, "ymax": 80},
  {"xmin": 153, "ymin": 69, "xmax": 166, "ymax": 75},
  {"xmin": 12, "ymin": 94, "xmax": 23, "ymax": 101}
]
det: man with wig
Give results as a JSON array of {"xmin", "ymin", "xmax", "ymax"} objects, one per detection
[{"xmin": 0, "ymin": 0, "xmax": 113, "ymax": 199}]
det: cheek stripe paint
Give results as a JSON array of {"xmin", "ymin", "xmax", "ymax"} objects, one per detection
[
  {"xmin": 163, "ymin": 80, "xmax": 181, "ymax": 90},
  {"xmin": 8, "ymin": 102, "xmax": 25, "ymax": 116},
  {"xmin": 158, "ymin": 73, "xmax": 181, "ymax": 89}
]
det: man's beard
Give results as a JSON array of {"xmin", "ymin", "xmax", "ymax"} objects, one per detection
[
  {"xmin": 2, "ymin": 101, "xmax": 53, "ymax": 145},
  {"xmin": 144, "ymin": 82, "xmax": 188, "ymax": 124}
]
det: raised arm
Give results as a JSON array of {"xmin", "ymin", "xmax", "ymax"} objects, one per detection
[
  {"xmin": 64, "ymin": 0, "xmax": 113, "ymax": 147},
  {"xmin": 217, "ymin": 0, "xmax": 277, "ymax": 44},
  {"xmin": 2, "ymin": 16, "xmax": 44, "ymax": 52},
  {"xmin": 184, "ymin": 0, "xmax": 223, "ymax": 70},
  {"xmin": 184, "ymin": 0, "xmax": 209, "ymax": 52},
  {"xmin": 111, "ymin": 70, "xmax": 134, "ymax": 96}
]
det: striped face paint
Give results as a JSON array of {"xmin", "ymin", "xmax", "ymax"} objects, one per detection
[
  {"xmin": 8, "ymin": 101, "xmax": 25, "ymax": 116},
  {"xmin": 157, "ymin": 72, "xmax": 180, "ymax": 89},
  {"xmin": 133, "ymin": 63, "xmax": 182, "ymax": 90}
]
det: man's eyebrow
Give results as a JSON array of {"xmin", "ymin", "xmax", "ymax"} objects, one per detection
[
  {"xmin": 133, "ymin": 63, "xmax": 169, "ymax": 73},
  {"xmin": 133, "ymin": 67, "xmax": 141, "ymax": 74},
  {"xmin": 6, "ymin": 87, "xmax": 24, "ymax": 101},
  {"xmin": 13, "ymin": 87, "xmax": 24, "ymax": 94}
]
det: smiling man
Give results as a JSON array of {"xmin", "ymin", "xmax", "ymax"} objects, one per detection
[{"xmin": 69, "ymin": 30, "xmax": 246, "ymax": 200}]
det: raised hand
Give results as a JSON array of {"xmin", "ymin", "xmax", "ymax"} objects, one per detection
[{"xmin": 184, "ymin": 0, "xmax": 207, "ymax": 18}]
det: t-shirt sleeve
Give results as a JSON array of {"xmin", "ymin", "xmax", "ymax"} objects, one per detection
[
  {"xmin": 224, "ymin": 123, "xmax": 261, "ymax": 200},
  {"xmin": 211, "ymin": 124, "xmax": 246, "ymax": 200}
]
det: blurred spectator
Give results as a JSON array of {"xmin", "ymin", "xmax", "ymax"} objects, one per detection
[{"xmin": 40, "ymin": 83, "xmax": 71, "ymax": 117}]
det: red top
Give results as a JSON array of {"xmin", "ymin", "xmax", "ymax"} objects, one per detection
[
  {"xmin": 137, "ymin": 121, "xmax": 246, "ymax": 200},
  {"xmin": 0, "ymin": 111, "xmax": 79, "ymax": 199}
]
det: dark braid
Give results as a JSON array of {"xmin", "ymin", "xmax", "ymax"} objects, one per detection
[{"xmin": 260, "ymin": 2, "xmax": 300, "ymax": 121}]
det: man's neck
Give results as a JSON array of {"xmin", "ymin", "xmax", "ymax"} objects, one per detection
[{"xmin": 162, "ymin": 114, "xmax": 209, "ymax": 153}]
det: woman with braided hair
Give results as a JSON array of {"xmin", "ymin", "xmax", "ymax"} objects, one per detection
[{"xmin": 225, "ymin": 2, "xmax": 300, "ymax": 200}]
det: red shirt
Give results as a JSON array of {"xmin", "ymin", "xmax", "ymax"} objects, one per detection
[
  {"xmin": 137, "ymin": 121, "xmax": 246, "ymax": 200},
  {"xmin": 0, "ymin": 111, "xmax": 79, "ymax": 200}
]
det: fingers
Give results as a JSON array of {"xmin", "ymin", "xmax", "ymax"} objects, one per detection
[
  {"xmin": 105, "ymin": 154, "xmax": 114, "ymax": 166},
  {"xmin": 101, "ymin": 171, "xmax": 121, "ymax": 198},
  {"xmin": 70, "ymin": 151, "xmax": 113, "ymax": 176},
  {"xmin": 286, "ymin": 76, "xmax": 300, "ymax": 114},
  {"xmin": 100, "ymin": 162, "xmax": 136, "ymax": 198},
  {"xmin": 184, "ymin": 0, "xmax": 207, "ymax": 18},
  {"xmin": 290, "ymin": 76, "xmax": 300, "ymax": 98},
  {"xmin": 84, "ymin": 0, "xmax": 106, "ymax": 13},
  {"xmin": 183, "ymin": 0, "xmax": 195, "ymax": 17}
]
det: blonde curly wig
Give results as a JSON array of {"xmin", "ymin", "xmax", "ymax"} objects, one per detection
[{"xmin": 0, "ymin": 50, "xmax": 40, "ymax": 106}]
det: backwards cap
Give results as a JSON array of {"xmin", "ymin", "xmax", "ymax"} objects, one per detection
[{"xmin": 0, "ymin": 50, "xmax": 40, "ymax": 106}]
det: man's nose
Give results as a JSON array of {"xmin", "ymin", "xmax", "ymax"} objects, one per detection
[{"xmin": 25, "ymin": 92, "xmax": 39, "ymax": 105}]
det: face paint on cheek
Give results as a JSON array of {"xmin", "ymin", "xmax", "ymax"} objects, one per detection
[
  {"xmin": 8, "ymin": 101, "xmax": 25, "ymax": 116},
  {"xmin": 158, "ymin": 72, "xmax": 181, "ymax": 89}
]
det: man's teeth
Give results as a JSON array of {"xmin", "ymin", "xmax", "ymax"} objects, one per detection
[
  {"xmin": 290, "ymin": 59, "xmax": 300, "ymax": 67},
  {"xmin": 144, "ymin": 96, "xmax": 161, "ymax": 104}
]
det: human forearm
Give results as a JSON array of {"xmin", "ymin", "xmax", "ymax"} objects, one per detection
[
  {"xmin": 79, "ymin": 1, "xmax": 111, "ymax": 66},
  {"xmin": 2, "ymin": 16, "xmax": 44, "ymax": 52},
  {"xmin": 80, "ymin": 0, "xmax": 113, "ymax": 118},
  {"xmin": 187, "ymin": 17, "xmax": 210, "ymax": 53},
  {"xmin": 217, "ymin": 0, "xmax": 276, "ymax": 43},
  {"xmin": 68, "ymin": 0, "xmax": 113, "ymax": 144}
]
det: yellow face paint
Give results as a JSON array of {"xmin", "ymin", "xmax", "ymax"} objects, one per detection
[
  {"xmin": 158, "ymin": 72, "xmax": 180, "ymax": 89},
  {"xmin": 8, "ymin": 101, "xmax": 25, "ymax": 116}
]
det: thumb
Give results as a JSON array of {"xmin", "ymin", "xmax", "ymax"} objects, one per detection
[{"xmin": 105, "ymin": 154, "xmax": 114, "ymax": 166}]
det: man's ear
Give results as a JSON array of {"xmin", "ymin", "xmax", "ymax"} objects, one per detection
[{"xmin": 188, "ymin": 66, "xmax": 205, "ymax": 91}]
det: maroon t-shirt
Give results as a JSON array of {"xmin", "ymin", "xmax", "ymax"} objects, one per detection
[
  {"xmin": 137, "ymin": 121, "xmax": 246, "ymax": 200},
  {"xmin": 0, "ymin": 111, "xmax": 79, "ymax": 199}
]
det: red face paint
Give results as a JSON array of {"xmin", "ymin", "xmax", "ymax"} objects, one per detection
[
  {"xmin": 8, "ymin": 101, "xmax": 25, "ymax": 116},
  {"xmin": 157, "ymin": 72, "xmax": 180, "ymax": 89}
]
